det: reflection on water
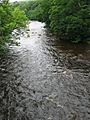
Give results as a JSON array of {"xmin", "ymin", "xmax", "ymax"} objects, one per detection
[{"xmin": 0, "ymin": 21, "xmax": 90, "ymax": 120}]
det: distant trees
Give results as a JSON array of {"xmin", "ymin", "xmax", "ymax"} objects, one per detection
[
  {"xmin": 21, "ymin": 0, "xmax": 90, "ymax": 43},
  {"xmin": 15, "ymin": 0, "xmax": 44, "ymax": 21}
]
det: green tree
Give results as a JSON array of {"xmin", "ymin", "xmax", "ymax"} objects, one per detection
[
  {"xmin": 0, "ymin": 0, "xmax": 27, "ymax": 50},
  {"xmin": 48, "ymin": 0, "xmax": 90, "ymax": 42}
]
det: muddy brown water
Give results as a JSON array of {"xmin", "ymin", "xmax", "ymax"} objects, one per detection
[{"xmin": 0, "ymin": 21, "xmax": 90, "ymax": 120}]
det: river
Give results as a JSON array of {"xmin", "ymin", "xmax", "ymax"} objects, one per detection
[{"xmin": 0, "ymin": 21, "xmax": 90, "ymax": 120}]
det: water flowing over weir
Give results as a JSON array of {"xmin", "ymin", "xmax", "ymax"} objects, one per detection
[{"xmin": 0, "ymin": 21, "xmax": 90, "ymax": 120}]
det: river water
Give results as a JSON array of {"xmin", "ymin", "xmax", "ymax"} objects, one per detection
[{"xmin": 0, "ymin": 21, "xmax": 90, "ymax": 120}]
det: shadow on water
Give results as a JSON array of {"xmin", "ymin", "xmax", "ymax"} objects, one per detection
[
  {"xmin": 44, "ymin": 31, "xmax": 90, "ymax": 72},
  {"xmin": 0, "ymin": 21, "xmax": 90, "ymax": 120}
]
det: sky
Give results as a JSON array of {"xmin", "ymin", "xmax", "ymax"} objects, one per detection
[{"xmin": 9, "ymin": 0, "xmax": 26, "ymax": 2}]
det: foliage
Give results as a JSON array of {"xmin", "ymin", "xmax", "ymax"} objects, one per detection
[
  {"xmin": 20, "ymin": 0, "xmax": 90, "ymax": 43},
  {"xmin": 13, "ymin": 0, "xmax": 43, "ymax": 21},
  {"xmin": 0, "ymin": 0, "xmax": 27, "ymax": 49},
  {"xmin": 48, "ymin": 0, "xmax": 90, "ymax": 42},
  {"xmin": 12, "ymin": 7, "xmax": 27, "ymax": 28}
]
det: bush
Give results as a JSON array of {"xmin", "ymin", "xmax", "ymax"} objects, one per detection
[{"xmin": 0, "ymin": 0, "xmax": 27, "ymax": 47}]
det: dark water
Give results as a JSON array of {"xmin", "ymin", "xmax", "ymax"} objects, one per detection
[{"xmin": 0, "ymin": 21, "xmax": 90, "ymax": 120}]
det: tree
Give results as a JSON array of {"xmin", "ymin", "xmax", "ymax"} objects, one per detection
[
  {"xmin": 0, "ymin": 0, "xmax": 27, "ymax": 50},
  {"xmin": 47, "ymin": 0, "xmax": 90, "ymax": 42}
]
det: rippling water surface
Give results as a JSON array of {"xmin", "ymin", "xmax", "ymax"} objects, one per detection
[{"xmin": 0, "ymin": 21, "xmax": 90, "ymax": 120}]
